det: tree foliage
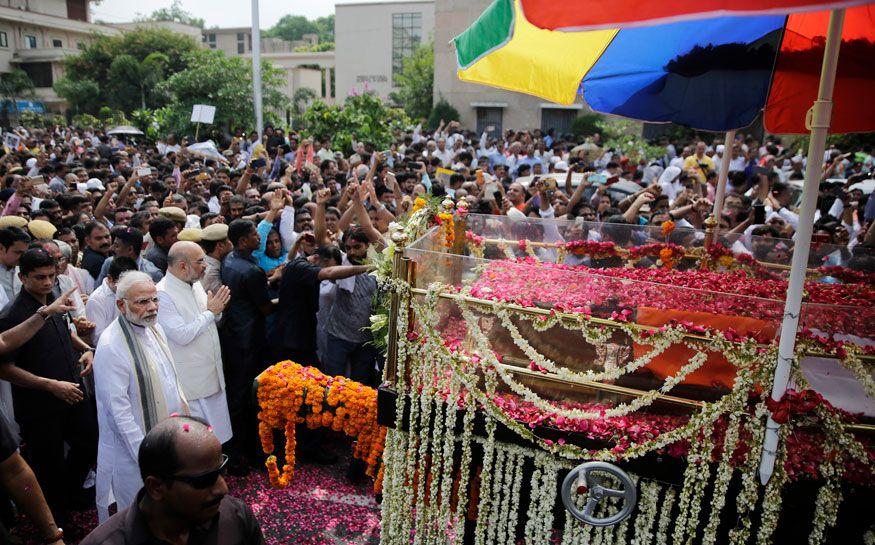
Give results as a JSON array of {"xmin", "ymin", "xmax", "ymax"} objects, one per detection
[
  {"xmin": 301, "ymin": 92, "xmax": 411, "ymax": 153},
  {"xmin": 427, "ymin": 99, "xmax": 460, "ymax": 130},
  {"xmin": 135, "ymin": 0, "xmax": 205, "ymax": 28},
  {"xmin": 293, "ymin": 42, "xmax": 335, "ymax": 52},
  {"xmin": 389, "ymin": 41, "xmax": 433, "ymax": 121},
  {"xmin": 156, "ymin": 49, "xmax": 289, "ymax": 139},
  {"xmin": 267, "ymin": 14, "xmax": 334, "ymax": 44},
  {"xmin": 0, "ymin": 69, "xmax": 36, "ymax": 118},
  {"xmin": 57, "ymin": 28, "xmax": 198, "ymax": 113}
]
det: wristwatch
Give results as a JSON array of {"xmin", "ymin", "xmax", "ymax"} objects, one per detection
[{"xmin": 36, "ymin": 306, "xmax": 51, "ymax": 320}]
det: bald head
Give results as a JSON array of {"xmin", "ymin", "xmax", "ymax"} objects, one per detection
[{"xmin": 167, "ymin": 241, "xmax": 206, "ymax": 283}]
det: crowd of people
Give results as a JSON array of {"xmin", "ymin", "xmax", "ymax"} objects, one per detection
[{"xmin": 0, "ymin": 120, "xmax": 871, "ymax": 543}]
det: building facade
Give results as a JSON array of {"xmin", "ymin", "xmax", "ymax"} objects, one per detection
[
  {"xmin": 201, "ymin": 26, "xmax": 336, "ymax": 112},
  {"xmin": 0, "ymin": 0, "xmax": 120, "ymax": 112},
  {"xmin": 335, "ymin": 0, "xmax": 434, "ymax": 102},
  {"xmin": 432, "ymin": 0, "xmax": 583, "ymax": 135}
]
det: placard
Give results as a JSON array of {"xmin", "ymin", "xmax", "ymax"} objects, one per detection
[{"xmin": 190, "ymin": 104, "xmax": 216, "ymax": 124}]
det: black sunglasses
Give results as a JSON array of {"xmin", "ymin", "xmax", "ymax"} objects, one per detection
[{"xmin": 167, "ymin": 454, "xmax": 229, "ymax": 489}]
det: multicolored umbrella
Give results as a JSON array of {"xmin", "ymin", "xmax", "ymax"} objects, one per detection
[{"xmin": 453, "ymin": 0, "xmax": 875, "ymax": 133}]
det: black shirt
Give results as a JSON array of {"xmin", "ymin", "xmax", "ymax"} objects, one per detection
[
  {"xmin": 0, "ymin": 289, "xmax": 80, "ymax": 420},
  {"xmin": 270, "ymin": 258, "xmax": 322, "ymax": 353},
  {"xmin": 219, "ymin": 251, "xmax": 270, "ymax": 351},
  {"xmin": 81, "ymin": 247, "xmax": 109, "ymax": 280},
  {"xmin": 81, "ymin": 489, "xmax": 265, "ymax": 545}
]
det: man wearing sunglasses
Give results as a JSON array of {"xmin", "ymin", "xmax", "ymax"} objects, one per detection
[{"xmin": 81, "ymin": 415, "xmax": 264, "ymax": 544}]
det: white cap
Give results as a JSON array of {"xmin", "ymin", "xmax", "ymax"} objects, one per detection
[
  {"xmin": 554, "ymin": 161, "xmax": 569, "ymax": 172},
  {"xmin": 86, "ymin": 178, "xmax": 105, "ymax": 190},
  {"xmin": 716, "ymin": 144, "xmax": 725, "ymax": 154},
  {"xmin": 25, "ymin": 158, "xmax": 37, "ymax": 168}
]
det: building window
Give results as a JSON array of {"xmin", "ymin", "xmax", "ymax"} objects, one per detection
[
  {"xmin": 0, "ymin": 32, "xmax": 7, "ymax": 48},
  {"xmin": 204, "ymin": 33, "xmax": 216, "ymax": 49},
  {"xmin": 24, "ymin": 35, "xmax": 37, "ymax": 49},
  {"xmin": 19, "ymin": 62, "xmax": 53, "ymax": 88},
  {"xmin": 52, "ymin": 38, "xmax": 63, "ymax": 48},
  {"xmin": 76, "ymin": 41, "xmax": 85, "ymax": 50},
  {"xmin": 476, "ymin": 107, "xmax": 503, "ymax": 138},
  {"xmin": 236, "ymin": 32, "xmax": 245, "ymax": 54},
  {"xmin": 391, "ymin": 12, "xmax": 422, "ymax": 84}
]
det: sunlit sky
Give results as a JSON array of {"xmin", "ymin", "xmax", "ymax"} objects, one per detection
[{"xmin": 91, "ymin": 0, "xmax": 366, "ymax": 29}]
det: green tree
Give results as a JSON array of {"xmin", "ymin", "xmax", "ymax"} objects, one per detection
[
  {"xmin": 293, "ymin": 42, "xmax": 335, "ymax": 52},
  {"xmin": 313, "ymin": 15, "xmax": 334, "ymax": 43},
  {"xmin": 291, "ymin": 87, "xmax": 317, "ymax": 121},
  {"xmin": 59, "ymin": 28, "xmax": 198, "ymax": 114},
  {"xmin": 135, "ymin": 0, "xmax": 205, "ymax": 28},
  {"xmin": 157, "ymin": 49, "xmax": 289, "ymax": 138},
  {"xmin": 389, "ymin": 41, "xmax": 433, "ymax": 121},
  {"xmin": 267, "ymin": 15, "xmax": 318, "ymax": 42},
  {"xmin": 427, "ymin": 99, "xmax": 460, "ymax": 130},
  {"xmin": 53, "ymin": 77, "xmax": 100, "ymax": 114},
  {"xmin": 301, "ymin": 91, "xmax": 411, "ymax": 152},
  {"xmin": 107, "ymin": 52, "xmax": 169, "ymax": 110},
  {"xmin": 0, "ymin": 69, "xmax": 35, "ymax": 119}
]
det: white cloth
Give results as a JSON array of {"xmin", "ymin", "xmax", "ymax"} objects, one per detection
[
  {"xmin": 796, "ymin": 333, "xmax": 875, "ymax": 417},
  {"xmin": 93, "ymin": 321, "xmax": 186, "ymax": 522},
  {"xmin": 156, "ymin": 273, "xmax": 231, "ymax": 442},
  {"xmin": 657, "ymin": 166, "xmax": 683, "ymax": 204},
  {"xmin": 56, "ymin": 274, "xmax": 86, "ymax": 318},
  {"xmin": 86, "ymin": 281, "xmax": 118, "ymax": 344},
  {"xmin": 0, "ymin": 263, "xmax": 21, "ymax": 303}
]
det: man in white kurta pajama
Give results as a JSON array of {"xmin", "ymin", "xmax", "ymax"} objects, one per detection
[
  {"xmin": 156, "ymin": 241, "xmax": 233, "ymax": 444},
  {"xmin": 92, "ymin": 271, "xmax": 188, "ymax": 522}
]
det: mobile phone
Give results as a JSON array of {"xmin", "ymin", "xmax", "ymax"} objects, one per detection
[
  {"xmin": 753, "ymin": 203, "xmax": 766, "ymax": 224},
  {"xmin": 605, "ymin": 176, "xmax": 620, "ymax": 186},
  {"xmin": 587, "ymin": 173, "xmax": 607, "ymax": 184},
  {"xmin": 543, "ymin": 178, "xmax": 558, "ymax": 191},
  {"xmin": 137, "ymin": 166, "xmax": 151, "ymax": 177},
  {"xmin": 494, "ymin": 191, "xmax": 503, "ymax": 207},
  {"xmin": 250, "ymin": 158, "xmax": 266, "ymax": 169},
  {"xmin": 28, "ymin": 175, "xmax": 45, "ymax": 185}
]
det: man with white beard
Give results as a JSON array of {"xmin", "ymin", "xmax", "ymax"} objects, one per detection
[
  {"xmin": 92, "ymin": 271, "xmax": 189, "ymax": 522},
  {"xmin": 156, "ymin": 241, "xmax": 232, "ymax": 445}
]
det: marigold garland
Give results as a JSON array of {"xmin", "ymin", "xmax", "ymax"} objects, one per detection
[{"xmin": 256, "ymin": 360, "xmax": 387, "ymax": 490}]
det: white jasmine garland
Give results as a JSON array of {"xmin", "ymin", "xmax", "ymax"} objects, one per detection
[
  {"xmin": 654, "ymin": 486, "xmax": 676, "ymax": 545},
  {"xmin": 631, "ymin": 480, "xmax": 660, "ymax": 544}
]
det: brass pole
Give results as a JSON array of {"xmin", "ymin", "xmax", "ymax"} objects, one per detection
[{"xmin": 384, "ymin": 231, "xmax": 409, "ymax": 386}]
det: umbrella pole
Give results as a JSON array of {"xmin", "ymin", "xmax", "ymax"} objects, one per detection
[
  {"xmin": 707, "ymin": 129, "xmax": 736, "ymax": 243},
  {"xmin": 758, "ymin": 7, "xmax": 846, "ymax": 485}
]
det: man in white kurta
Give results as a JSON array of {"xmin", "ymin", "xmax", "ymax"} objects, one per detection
[
  {"xmin": 156, "ymin": 241, "xmax": 232, "ymax": 444},
  {"xmin": 92, "ymin": 271, "xmax": 188, "ymax": 522}
]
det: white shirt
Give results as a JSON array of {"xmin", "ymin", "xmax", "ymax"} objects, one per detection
[
  {"xmin": 93, "ymin": 321, "xmax": 185, "ymax": 522},
  {"xmin": 0, "ymin": 263, "xmax": 21, "ymax": 303},
  {"xmin": 86, "ymin": 281, "xmax": 117, "ymax": 344}
]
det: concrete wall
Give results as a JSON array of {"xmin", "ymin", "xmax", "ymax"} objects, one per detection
[
  {"xmin": 335, "ymin": 0, "xmax": 434, "ymax": 101},
  {"xmin": 433, "ymin": 0, "xmax": 583, "ymax": 132}
]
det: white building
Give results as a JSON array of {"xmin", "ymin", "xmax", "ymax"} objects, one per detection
[
  {"xmin": 0, "ymin": 0, "xmax": 120, "ymax": 112},
  {"xmin": 335, "ymin": 0, "xmax": 435, "ymax": 102},
  {"xmin": 201, "ymin": 26, "xmax": 336, "ymax": 112},
  {"xmin": 433, "ymin": 0, "xmax": 583, "ymax": 134}
]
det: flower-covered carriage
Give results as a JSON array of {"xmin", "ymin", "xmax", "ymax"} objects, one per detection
[{"xmin": 373, "ymin": 209, "xmax": 874, "ymax": 545}]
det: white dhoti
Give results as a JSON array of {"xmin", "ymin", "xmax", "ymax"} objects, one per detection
[
  {"xmin": 188, "ymin": 391, "xmax": 233, "ymax": 444},
  {"xmin": 93, "ymin": 320, "xmax": 187, "ymax": 522}
]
